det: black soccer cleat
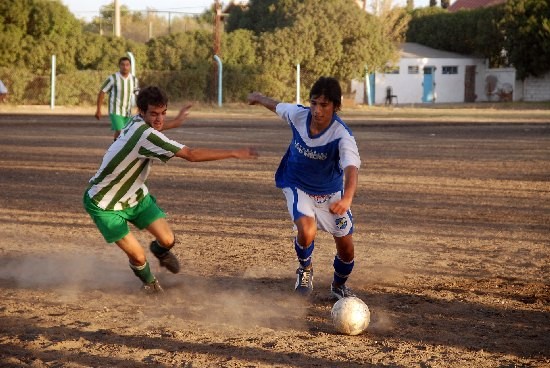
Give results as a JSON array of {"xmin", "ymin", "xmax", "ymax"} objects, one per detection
[{"xmin": 150, "ymin": 241, "xmax": 181, "ymax": 274}]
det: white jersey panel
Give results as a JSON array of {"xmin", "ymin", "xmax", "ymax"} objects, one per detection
[
  {"xmin": 101, "ymin": 72, "xmax": 138, "ymax": 117},
  {"xmin": 86, "ymin": 116, "xmax": 184, "ymax": 210}
]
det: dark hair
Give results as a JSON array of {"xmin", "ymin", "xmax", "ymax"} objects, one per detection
[
  {"xmin": 309, "ymin": 76, "xmax": 342, "ymax": 111},
  {"xmin": 136, "ymin": 86, "xmax": 168, "ymax": 113},
  {"xmin": 118, "ymin": 56, "xmax": 131, "ymax": 65}
]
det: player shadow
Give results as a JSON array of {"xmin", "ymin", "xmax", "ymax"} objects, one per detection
[
  {"xmin": 0, "ymin": 314, "xmax": 387, "ymax": 368},
  {"xmin": 1, "ymin": 253, "xmax": 547, "ymax": 361},
  {"xmin": 156, "ymin": 273, "xmax": 550, "ymax": 359}
]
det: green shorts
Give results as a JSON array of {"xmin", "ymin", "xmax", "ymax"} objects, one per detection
[
  {"xmin": 109, "ymin": 114, "xmax": 131, "ymax": 131},
  {"xmin": 83, "ymin": 192, "xmax": 166, "ymax": 243}
]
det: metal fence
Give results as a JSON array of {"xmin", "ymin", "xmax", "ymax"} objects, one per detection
[{"xmin": 0, "ymin": 63, "xmax": 344, "ymax": 108}]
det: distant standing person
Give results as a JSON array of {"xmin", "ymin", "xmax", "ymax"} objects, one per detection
[
  {"xmin": 95, "ymin": 56, "xmax": 138, "ymax": 139},
  {"xmin": 84, "ymin": 86, "xmax": 257, "ymax": 294},
  {"xmin": 0, "ymin": 80, "xmax": 8, "ymax": 103},
  {"xmin": 248, "ymin": 77, "xmax": 361, "ymax": 300}
]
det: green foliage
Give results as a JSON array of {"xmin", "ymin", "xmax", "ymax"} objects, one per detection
[
  {"xmin": 56, "ymin": 70, "xmax": 106, "ymax": 105},
  {"xmin": 500, "ymin": 0, "xmax": 550, "ymax": 79},
  {"xmin": 0, "ymin": 25, "xmax": 25, "ymax": 67},
  {"xmin": 146, "ymin": 30, "xmax": 212, "ymax": 70},
  {"xmin": 226, "ymin": 0, "xmax": 295, "ymax": 34},
  {"xmin": 0, "ymin": 0, "xmax": 83, "ymax": 73},
  {"xmin": 1, "ymin": 0, "xmax": 548, "ymax": 105},
  {"xmin": 140, "ymin": 68, "xmax": 210, "ymax": 102},
  {"xmin": 0, "ymin": 0, "xmax": 31, "ymax": 31},
  {"xmin": 0, "ymin": 67, "xmax": 47, "ymax": 105},
  {"xmin": 229, "ymin": 0, "xmax": 400, "ymax": 100},
  {"xmin": 407, "ymin": 2, "xmax": 549, "ymax": 77},
  {"xmin": 407, "ymin": 6, "xmax": 505, "ymax": 66}
]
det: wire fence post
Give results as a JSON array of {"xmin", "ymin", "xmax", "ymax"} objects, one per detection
[
  {"xmin": 213, "ymin": 55, "xmax": 222, "ymax": 107},
  {"xmin": 50, "ymin": 55, "xmax": 56, "ymax": 110},
  {"xmin": 127, "ymin": 51, "xmax": 135, "ymax": 76}
]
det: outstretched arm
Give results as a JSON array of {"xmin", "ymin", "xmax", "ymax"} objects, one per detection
[
  {"xmin": 247, "ymin": 92, "xmax": 280, "ymax": 113},
  {"xmin": 329, "ymin": 166, "xmax": 359, "ymax": 216},
  {"xmin": 176, "ymin": 146, "xmax": 258, "ymax": 162},
  {"xmin": 161, "ymin": 103, "xmax": 192, "ymax": 131}
]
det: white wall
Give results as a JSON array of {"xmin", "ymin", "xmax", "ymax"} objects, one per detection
[
  {"xmin": 353, "ymin": 60, "xmax": 549, "ymax": 104},
  {"xmin": 480, "ymin": 68, "xmax": 516, "ymax": 102},
  {"xmin": 522, "ymin": 71, "xmax": 550, "ymax": 102},
  {"xmin": 479, "ymin": 69, "xmax": 550, "ymax": 102},
  {"xmin": 373, "ymin": 57, "xmax": 486, "ymax": 104}
]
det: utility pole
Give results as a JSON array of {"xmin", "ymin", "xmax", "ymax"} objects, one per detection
[
  {"xmin": 212, "ymin": 0, "xmax": 222, "ymax": 102},
  {"xmin": 114, "ymin": 0, "xmax": 121, "ymax": 37},
  {"xmin": 213, "ymin": 0, "xmax": 222, "ymax": 56}
]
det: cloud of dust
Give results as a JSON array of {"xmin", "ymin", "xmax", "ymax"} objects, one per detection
[
  {"xmin": 142, "ymin": 270, "xmax": 310, "ymax": 332},
  {"xmin": 368, "ymin": 309, "xmax": 394, "ymax": 333},
  {"xmin": 0, "ymin": 250, "xmax": 133, "ymax": 300},
  {"xmin": 0, "ymin": 249, "xmax": 310, "ymax": 331}
]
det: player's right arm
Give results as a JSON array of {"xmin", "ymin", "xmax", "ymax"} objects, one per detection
[
  {"xmin": 95, "ymin": 91, "xmax": 105, "ymax": 120},
  {"xmin": 175, "ymin": 146, "xmax": 258, "ymax": 162},
  {"xmin": 247, "ymin": 92, "xmax": 279, "ymax": 113}
]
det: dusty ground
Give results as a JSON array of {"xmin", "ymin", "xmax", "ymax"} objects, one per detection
[{"xmin": 0, "ymin": 108, "xmax": 548, "ymax": 367}]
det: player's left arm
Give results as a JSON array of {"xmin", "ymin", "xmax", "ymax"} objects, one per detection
[
  {"xmin": 161, "ymin": 103, "xmax": 193, "ymax": 131},
  {"xmin": 329, "ymin": 165, "xmax": 359, "ymax": 215}
]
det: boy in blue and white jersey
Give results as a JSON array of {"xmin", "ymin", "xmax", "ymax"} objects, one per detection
[
  {"xmin": 85, "ymin": 86, "xmax": 257, "ymax": 294},
  {"xmin": 248, "ymin": 77, "xmax": 361, "ymax": 300}
]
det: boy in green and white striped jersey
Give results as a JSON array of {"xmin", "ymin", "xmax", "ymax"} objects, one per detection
[
  {"xmin": 95, "ymin": 57, "xmax": 138, "ymax": 139},
  {"xmin": 84, "ymin": 86, "xmax": 258, "ymax": 294}
]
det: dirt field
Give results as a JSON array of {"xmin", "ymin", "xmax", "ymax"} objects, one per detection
[{"xmin": 0, "ymin": 108, "xmax": 549, "ymax": 367}]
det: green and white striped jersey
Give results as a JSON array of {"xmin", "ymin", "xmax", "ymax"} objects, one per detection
[
  {"xmin": 100, "ymin": 72, "xmax": 138, "ymax": 117},
  {"xmin": 86, "ymin": 115, "xmax": 184, "ymax": 211}
]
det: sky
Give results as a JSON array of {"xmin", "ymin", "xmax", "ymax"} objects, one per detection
[{"xmin": 61, "ymin": 0, "xmax": 218, "ymax": 20}]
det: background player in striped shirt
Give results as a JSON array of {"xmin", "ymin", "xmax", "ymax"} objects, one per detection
[
  {"xmin": 247, "ymin": 77, "xmax": 361, "ymax": 300},
  {"xmin": 84, "ymin": 86, "xmax": 257, "ymax": 294},
  {"xmin": 95, "ymin": 56, "xmax": 138, "ymax": 139}
]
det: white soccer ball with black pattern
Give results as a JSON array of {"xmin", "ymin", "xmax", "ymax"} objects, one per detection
[{"xmin": 331, "ymin": 297, "xmax": 370, "ymax": 335}]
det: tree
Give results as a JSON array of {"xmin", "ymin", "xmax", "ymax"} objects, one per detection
[
  {"xmin": 430, "ymin": 0, "xmax": 438, "ymax": 7},
  {"xmin": 500, "ymin": 0, "xmax": 550, "ymax": 79},
  {"xmin": 441, "ymin": 0, "xmax": 450, "ymax": 8},
  {"xmin": 406, "ymin": 6, "xmax": 506, "ymax": 67},
  {"xmin": 226, "ymin": 0, "xmax": 401, "ymax": 99},
  {"xmin": 226, "ymin": 0, "xmax": 295, "ymax": 34},
  {"xmin": 15, "ymin": 0, "xmax": 82, "ymax": 73}
]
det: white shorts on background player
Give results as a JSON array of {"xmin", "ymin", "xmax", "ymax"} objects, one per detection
[{"xmin": 282, "ymin": 187, "xmax": 353, "ymax": 238}]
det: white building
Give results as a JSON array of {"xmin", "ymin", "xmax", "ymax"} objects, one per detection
[
  {"xmin": 367, "ymin": 42, "xmax": 488, "ymax": 105},
  {"xmin": 351, "ymin": 42, "xmax": 550, "ymax": 105}
]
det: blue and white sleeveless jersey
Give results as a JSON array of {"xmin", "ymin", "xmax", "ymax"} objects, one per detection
[
  {"xmin": 275, "ymin": 103, "xmax": 361, "ymax": 195},
  {"xmin": 86, "ymin": 115, "xmax": 184, "ymax": 211}
]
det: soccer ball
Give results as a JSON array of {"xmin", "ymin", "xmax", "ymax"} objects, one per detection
[{"xmin": 331, "ymin": 297, "xmax": 370, "ymax": 336}]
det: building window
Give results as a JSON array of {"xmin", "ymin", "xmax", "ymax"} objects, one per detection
[
  {"xmin": 442, "ymin": 66, "xmax": 458, "ymax": 75},
  {"xmin": 385, "ymin": 66, "xmax": 400, "ymax": 74},
  {"xmin": 408, "ymin": 66, "xmax": 419, "ymax": 74}
]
